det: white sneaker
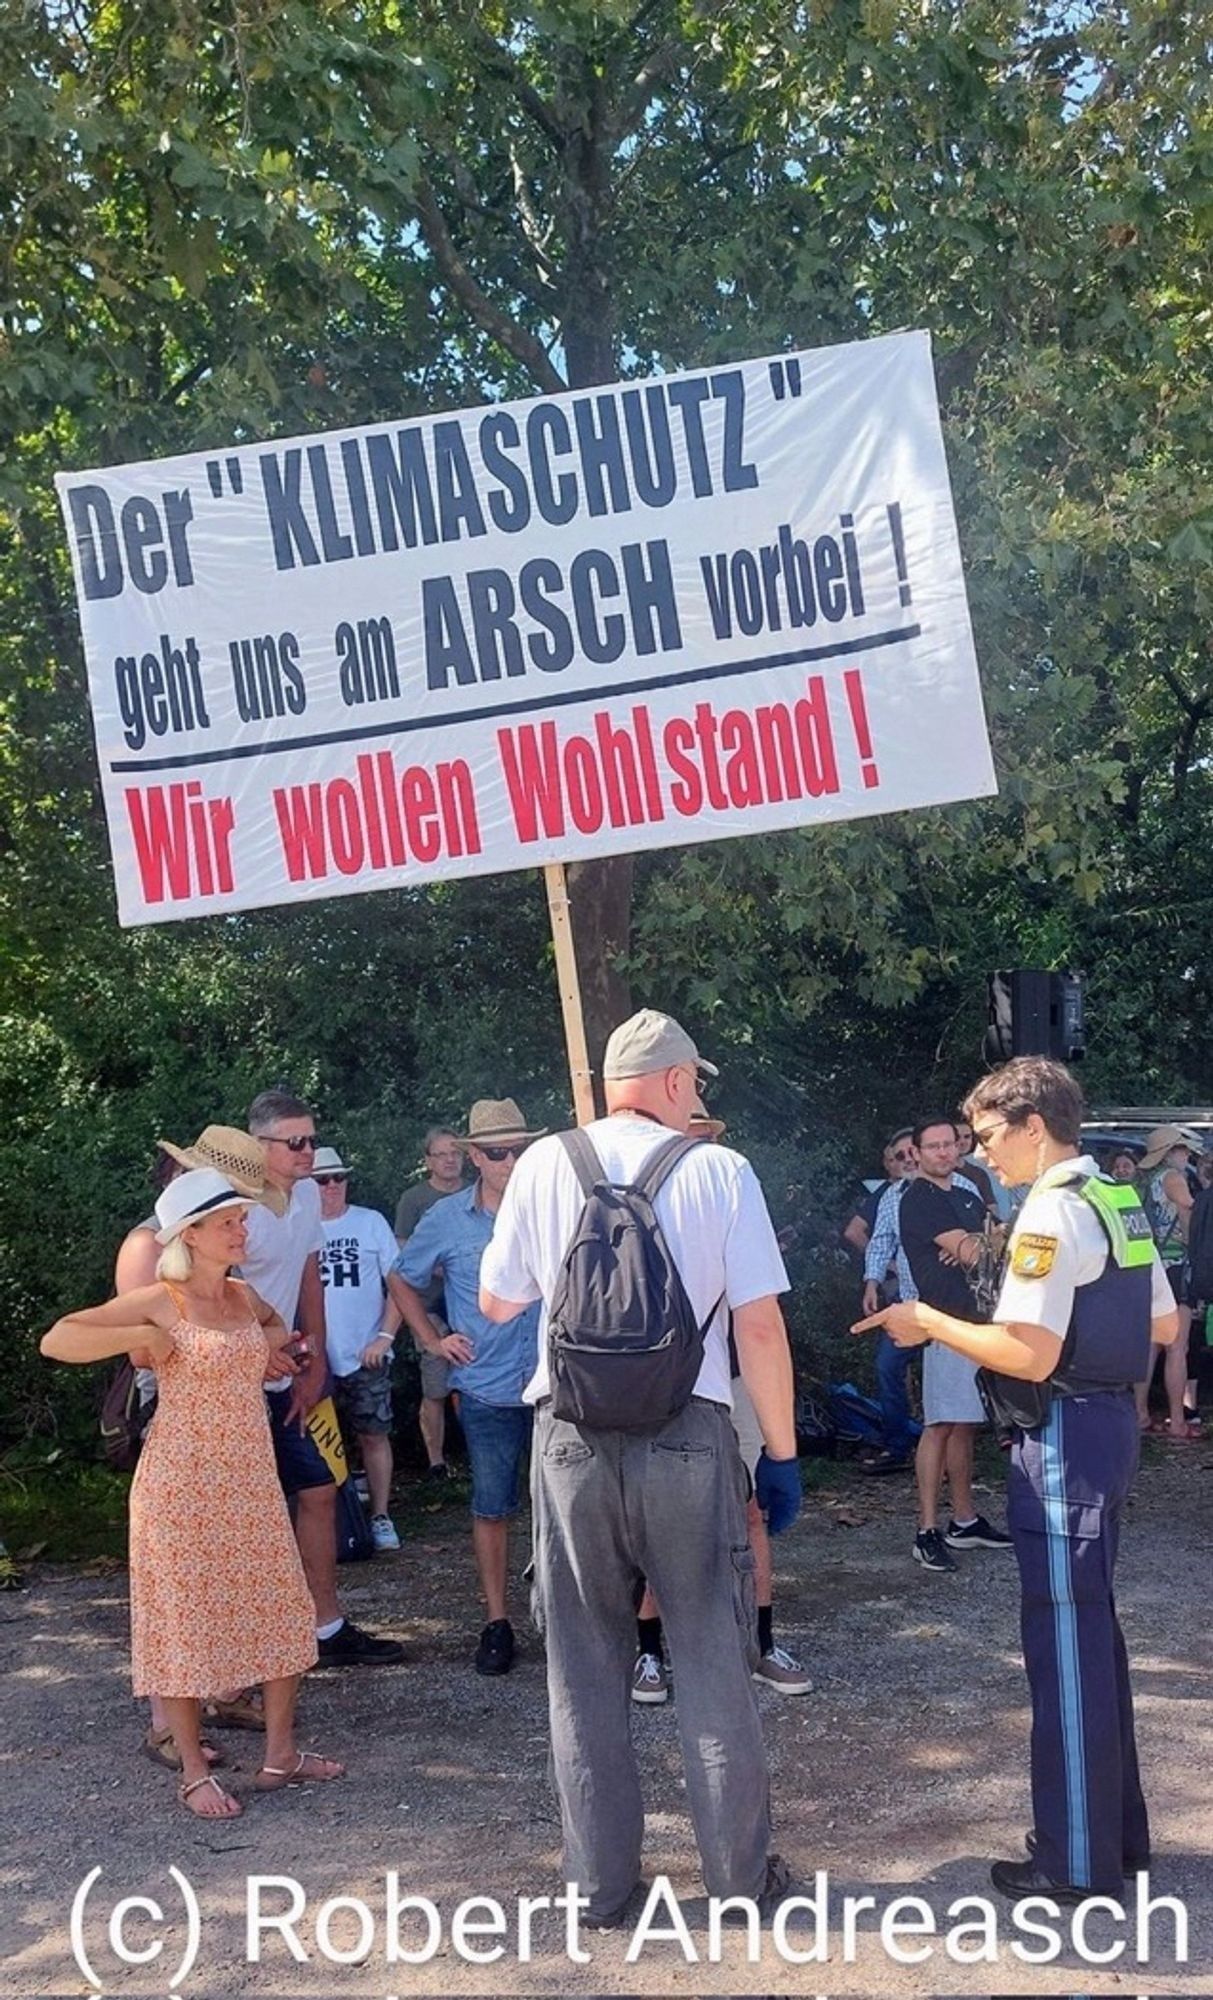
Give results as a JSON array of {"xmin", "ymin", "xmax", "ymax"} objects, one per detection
[
  {"xmin": 370, "ymin": 1514, "xmax": 401, "ymax": 1552},
  {"xmin": 630, "ymin": 1651, "xmax": 671, "ymax": 1704},
  {"xmin": 752, "ymin": 1644, "xmax": 813, "ymax": 1695}
]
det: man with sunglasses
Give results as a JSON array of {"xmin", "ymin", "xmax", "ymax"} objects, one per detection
[
  {"xmin": 244, "ymin": 1090, "xmax": 403, "ymax": 1667},
  {"xmin": 314, "ymin": 1147, "xmax": 403, "ymax": 1552},
  {"xmin": 388, "ymin": 1099, "xmax": 544, "ymax": 1676},
  {"xmin": 841, "ymin": 1129, "xmax": 916, "ymax": 1259}
]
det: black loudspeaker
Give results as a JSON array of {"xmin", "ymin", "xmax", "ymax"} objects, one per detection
[{"xmin": 984, "ymin": 970, "xmax": 1085, "ymax": 1064}]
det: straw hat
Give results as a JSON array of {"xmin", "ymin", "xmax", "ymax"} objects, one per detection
[
  {"xmin": 460, "ymin": 1099, "xmax": 548, "ymax": 1147},
  {"xmin": 157, "ymin": 1124, "xmax": 286, "ymax": 1216},
  {"xmin": 1139, "ymin": 1124, "xmax": 1201, "ymax": 1172},
  {"xmin": 154, "ymin": 1168, "xmax": 251, "ymax": 1245},
  {"xmin": 690, "ymin": 1095, "xmax": 726, "ymax": 1141}
]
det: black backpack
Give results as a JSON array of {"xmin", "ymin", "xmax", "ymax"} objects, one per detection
[
  {"xmin": 547, "ymin": 1128, "xmax": 721, "ymax": 1431},
  {"xmin": 99, "ymin": 1361, "xmax": 153, "ymax": 1472},
  {"xmin": 1187, "ymin": 1184, "xmax": 1213, "ymax": 1304}
]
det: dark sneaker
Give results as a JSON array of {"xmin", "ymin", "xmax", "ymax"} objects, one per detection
[
  {"xmin": 718, "ymin": 1854, "xmax": 794, "ymax": 1925},
  {"xmin": 914, "ymin": 1528, "xmax": 957, "ymax": 1573},
  {"xmin": 590, "ymin": 1881, "xmax": 649, "ymax": 1932},
  {"xmin": 425, "ymin": 1462, "xmax": 449, "ymax": 1482},
  {"xmin": 752, "ymin": 1644, "xmax": 813, "ymax": 1695},
  {"xmin": 631, "ymin": 1651, "xmax": 671, "ymax": 1704},
  {"xmin": 990, "ymin": 1857, "xmax": 1094, "ymax": 1905},
  {"xmin": 474, "ymin": 1618, "xmax": 515, "ymax": 1675},
  {"xmin": 945, "ymin": 1514, "xmax": 1012, "ymax": 1550},
  {"xmin": 316, "ymin": 1619, "xmax": 405, "ymax": 1666}
]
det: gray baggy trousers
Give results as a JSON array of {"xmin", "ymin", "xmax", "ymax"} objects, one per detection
[{"xmin": 532, "ymin": 1397, "xmax": 772, "ymax": 1921}]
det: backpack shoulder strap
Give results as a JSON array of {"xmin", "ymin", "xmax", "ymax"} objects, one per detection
[
  {"xmin": 635, "ymin": 1133, "xmax": 704, "ymax": 1203},
  {"xmin": 558, "ymin": 1127, "xmax": 605, "ymax": 1200},
  {"xmin": 635, "ymin": 1133, "xmax": 724, "ymax": 1333}
]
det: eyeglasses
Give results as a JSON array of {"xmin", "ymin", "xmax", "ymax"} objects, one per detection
[
  {"xmin": 314, "ymin": 1174, "xmax": 348, "ymax": 1186},
  {"xmin": 477, "ymin": 1143, "xmax": 527, "ymax": 1162},
  {"xmin": 889, "ymin": 1148, "xmax": 915, "ymax": 1164},
  {"xmin": 971, "ymin": 1119, "xmax": 1009, "ymax": 1149},
  {"xmin": 265, "ymin": 1133, "xmax": 317, "ymax": 1154}
]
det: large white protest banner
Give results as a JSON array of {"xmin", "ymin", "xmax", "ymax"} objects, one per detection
[{"xmin": 56, "ymin": 329, "xmax": 995, "ymax": 926}]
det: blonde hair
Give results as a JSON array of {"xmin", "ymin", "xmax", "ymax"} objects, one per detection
[{"xmin": 156, "ymin": 1236, "xmax": 194, "ymax": 1282}]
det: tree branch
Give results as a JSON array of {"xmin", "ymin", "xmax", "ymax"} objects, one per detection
[
  {"xmin": 470, "ymin": 25, "xmax": 568, "ymax": 151},
  {"xmin": 411, "ymin": 177, "xmax": 566, "ymax": 394},
  {"xmin": 508, "ymin": 141, "xmax": 558, "ymax": 287},
  {"xmin": 160, "ymin": 357, "xmax": 211, "ymax": 405}
]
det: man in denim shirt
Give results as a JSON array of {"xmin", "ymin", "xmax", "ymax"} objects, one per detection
[{"xmin": 389, "ymin": 1098, "xmax": 544, "ymax": 1676}]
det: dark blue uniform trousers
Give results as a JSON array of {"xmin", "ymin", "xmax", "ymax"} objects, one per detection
[{"xmin": 1008, "ymin": 1392, "xmax": 1149, "ymax": 1892}]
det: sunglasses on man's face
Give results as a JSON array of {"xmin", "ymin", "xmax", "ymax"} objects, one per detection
[
  {"xmin": 266, "ymin": 1133, "xmax": 317, "ymax": 1153},
  {"xmin": 889, "ymin": 1148, "xmax": 915, "ymax": 1163},
  {"xmin": 478, "ymin": 1143, "xmax": 527, "ymax": 1162},
  {"xmin": 314, "ymin": 1174, "xmax": 348, "ymax": 1186}
]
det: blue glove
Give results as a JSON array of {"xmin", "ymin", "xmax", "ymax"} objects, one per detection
[{"xmin": 755, "ymin": 1451, "xmax": 801, "ymax": 1535}]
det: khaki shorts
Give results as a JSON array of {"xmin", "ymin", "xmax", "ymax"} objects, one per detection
[{"xmin": 414, "ymin": 1315, "xmax": 451, "ymax": 1402}]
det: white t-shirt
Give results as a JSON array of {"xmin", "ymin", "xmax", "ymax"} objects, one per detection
[
  {"xmin": 996, "ymin": 1155, "xmax": 1173, "ymax": 1341},
  {"xmin": 320, "ymin": 1203, "xmax": 400, "ymax": 1376},
  {"xmin": 240, "ymin": 1177, "xmax": 325, "ymax": 1388},
  {"xmin": 480, "ymin": 1114, "xmax": 789, "ymax": 1407}
]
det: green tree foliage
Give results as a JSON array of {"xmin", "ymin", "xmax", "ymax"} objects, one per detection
[{"xmin": 1, "ymin": 0, "xmax": 1211, "ymax": 1442}]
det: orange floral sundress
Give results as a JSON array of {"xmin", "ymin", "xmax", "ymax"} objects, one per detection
[{"xmin": 128, "ymin": 1284, "xmax": 317, "ymax": 1696}]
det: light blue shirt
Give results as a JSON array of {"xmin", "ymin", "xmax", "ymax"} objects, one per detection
[{"xmin": 394, "ymin": 1185, "xmax": 539, "ymax": 1408}]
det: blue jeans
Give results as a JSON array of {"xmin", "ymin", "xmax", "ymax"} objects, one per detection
[
  {"xmin": 457, "ymin": 1393, "xmax": 532, "ymax": 1519},
  {"xmin": 875, "ymin": 1333, "xmax": 915, "ymax": 1460}
]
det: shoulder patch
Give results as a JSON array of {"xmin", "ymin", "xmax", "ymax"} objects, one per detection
[{"xmin": 1011, "ymin": 1232, "xmax": 1058, "ymax": 1279}]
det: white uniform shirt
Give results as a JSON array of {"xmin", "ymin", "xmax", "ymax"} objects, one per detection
[
  {"xmin": 240, "ymin": 1177, "xmax": 325, "ymax": 1389},
  {"xmin": 996, "ymin": 1154, "xmax": 1173, "ymax": 1342},
  {"xmin": 320, "ymin": 1203, "xmax": 399, "ymax": 1376},
  {"xmin": 480, "ymin": 1114, "xmax": 789, "ymax": 1407}
]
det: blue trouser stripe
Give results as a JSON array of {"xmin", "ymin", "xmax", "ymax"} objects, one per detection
[{"xmin": 1039, "ymin": 1401, "xmax": 1090, "ymax": 1884}]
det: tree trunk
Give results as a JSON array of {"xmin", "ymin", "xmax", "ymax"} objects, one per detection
[
  {"xmin": 556, "ymin": 57, "xmax": 634, "ymax": 1104},
  {"xmin": 565, "ymin": 852, "xmax": 635, "ymax": 1088}
]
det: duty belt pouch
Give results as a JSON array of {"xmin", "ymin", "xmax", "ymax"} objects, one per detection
[{"xmin": 976, "ymin": 1367, "xmax": 1053, "ymax": 1440}]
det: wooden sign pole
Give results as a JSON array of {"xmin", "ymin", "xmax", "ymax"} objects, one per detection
[{"xmin": 543, "ymin": 861, "xmax": 596, "ymax": 1128}]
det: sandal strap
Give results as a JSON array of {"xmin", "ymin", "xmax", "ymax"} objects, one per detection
[
  {"xmin": 257, "ymin": 1755, "xmax": 302, "ymax": 1779},
  {"xmin": 180, "ymin": 1774, "xmax": 222, "ymax": 1800}
]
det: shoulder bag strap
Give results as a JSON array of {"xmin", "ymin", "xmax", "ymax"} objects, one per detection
[
  {"xmin": 635, "ymin": 1132, "xmax": 704, "ymax": 1202},
  {"xmin": 558, "ymin": 1127, "xmax": 604, "ymax": 1199}
]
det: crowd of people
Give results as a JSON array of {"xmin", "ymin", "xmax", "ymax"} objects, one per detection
[
  {"xmin": 38, "ymin": 1022, "xmax": 1199, "ymax": 1921},
  {"xmin": 844, "ymin": 1108, "xmax": 1212, "ymax": 1569}
]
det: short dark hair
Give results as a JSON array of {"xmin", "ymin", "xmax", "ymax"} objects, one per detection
[
  {"xmin": 248, "ymin": 1088, "xmax": 314, "ymax": 1135},
  {"xmin": 423, "ymin": 1126, "xmax": 460, "ymax": 1153},
  {"xmin": 963, "ymin": 1057, "xmax": 1084, "ymax": 1147},
  {"xmin": 912, "ymin": 1115, "xmax": 957, "ymax": 1149}
]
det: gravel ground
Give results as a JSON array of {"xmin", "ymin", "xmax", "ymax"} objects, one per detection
[{"xmin": 1, "ymin": 1443, "xmax": 1210, "ymax": 1997}]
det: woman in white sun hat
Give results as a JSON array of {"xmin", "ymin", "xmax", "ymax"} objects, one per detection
[{"xmin": 43, "ymin": 1169, "xmax": 343, "ymax": 1818}]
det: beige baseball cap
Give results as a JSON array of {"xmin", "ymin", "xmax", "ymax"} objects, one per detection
[{"xmin": 602, "ymin": 1009, "xmax": 719, "ymax": 1081}]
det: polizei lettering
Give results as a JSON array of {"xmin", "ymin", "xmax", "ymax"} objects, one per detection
[{"xmin": 258, "ymin": 372, "xmax": 757, "ymax": 570}]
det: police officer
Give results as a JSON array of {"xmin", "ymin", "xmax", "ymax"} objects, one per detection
[{"xmin": 855, "ymin": 1057, "xmax": 1178, "ymax": 1901}]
